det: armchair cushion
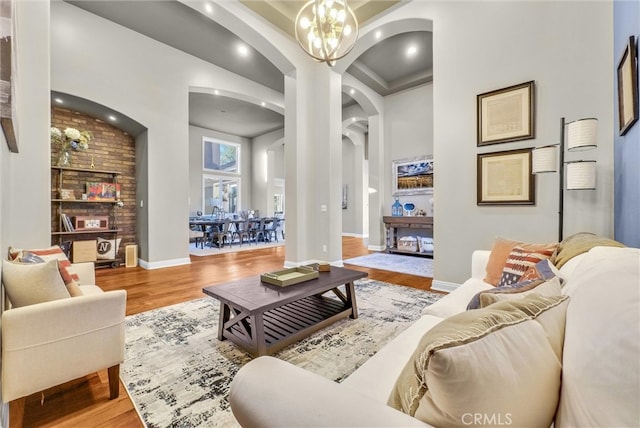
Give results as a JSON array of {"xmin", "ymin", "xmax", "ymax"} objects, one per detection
[
  {"xmin": 2, "ymin": 259, "xmax": 70, "ymax": 307},
  {"xmin": 15, "ymin": 251, "xmax": 82, "ymax": 297}
]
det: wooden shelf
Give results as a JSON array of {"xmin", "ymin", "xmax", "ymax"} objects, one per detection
[
  {"xmin": 51, "ymin": 166, "xmax": 120, "ymax": 175},
  {"xmin": 52, "ymin": 229, "xmax": 121, "ymax": 236},
  {"xmin": 383, "ymin": 215, "xmax": 433, "ymax": 258},
  {"xmin": 52, "ymin": 199, "xmax": 122, "ymax": 203}
]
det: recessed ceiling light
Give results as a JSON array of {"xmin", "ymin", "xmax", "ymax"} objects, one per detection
[
  {"xmin": 204, "ymin": 2, "xmax": 213, "ymax": 14},
  {"xmin": 214, "ymin": 89, "xmax": 220, "ymax": 95},
  {"xmin": 237, "ymin": 44, "xmax": 249, "ymax": 57},
  {"xmin": 54, "ymin": 98, "xmax": 64, "ymax": 104},
  {"xmin": 351, "ymin": 117, "xmax": 356, "ymax": 122},
  {"xmin": 349, "ymin": 88, "xmax": 355, "ymax": 95},
  {"xmin": 375, "ymin": 30, "xmax": 382, "ymax": 39},
  {"xmin": 108, "ymin": 115, "xmax": 117, "ymax": 122},
  {"xmin": 261, "ymin": 101, "xmax": 266, "ymax": 107},
  {"xmin": 407, "ymin": 45, "xmax": 418, "ymax": 57}
]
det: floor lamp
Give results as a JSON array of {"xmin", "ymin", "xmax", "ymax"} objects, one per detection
[{"xmin": 532, "ymin": 117, "xmax": 598, "ymax": 242}]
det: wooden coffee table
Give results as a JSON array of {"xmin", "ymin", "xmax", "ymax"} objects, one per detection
[{"xmin": 202, "ymin": 267, "xmax": 367, "ymax": 357}]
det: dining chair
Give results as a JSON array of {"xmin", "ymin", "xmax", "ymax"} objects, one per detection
[
  {"xmin": 211, "ymin": 219, "xmax": 233, "ymax": 248},
  {"xmin": 233, "ymin": 220, "xmax": 252, "ymax": 246}
]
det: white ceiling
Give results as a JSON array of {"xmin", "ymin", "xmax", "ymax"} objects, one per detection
[{"xmin": 59, "ymin": 1, "xmax": 432, "ymax": 138}]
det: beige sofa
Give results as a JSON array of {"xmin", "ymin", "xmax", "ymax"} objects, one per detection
[
  {"xmin": 229, "ymin": 244, "xmax": 639, "ymax": 427},
  {"xmin": 1, "ymin": 260, "xmax": 127, "ymax": 405}
]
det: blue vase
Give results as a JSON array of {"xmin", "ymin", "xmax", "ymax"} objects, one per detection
[{"xmin": 392, "ymin": 197, "xmax": 403, "ymax": 216}]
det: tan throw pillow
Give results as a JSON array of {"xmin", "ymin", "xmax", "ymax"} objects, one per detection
[
  {"xmin": 2, "ymin": 259, "xmax": 71, "ymax": 307},
  {"xmin": 467, "ymin": 276, "xmax": 562, "ymax": 310},
  {"xmin": 388, "ymin": 293, "xmax": 569, "ymax": 428},
  {"xmin": 484, "ymin": 237, "xmax": 557, "ymax": 286},
  {"xmin": 551, "ymin": 232, "xmax": 625, "ymax": 269},
  {"xmin": 17, "ymin": 251, "xmax": 83, "ymax": 297},
  {"xmin": 479, "ymin": 277, "xmax": 562, "ymax": 308}
]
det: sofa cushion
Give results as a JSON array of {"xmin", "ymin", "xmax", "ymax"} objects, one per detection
[
  {"xmin": 484, "ymin": 237, "xmax": 557, "ymax": 286},
  {"xmin": 422, "ymin": 278, "xmax": 492, "ymax": 318},
  {"xmin": 388, "ymin": 293, "xmax": 569, "ymax": 428},
  {"xmin": 2, "ymin": 259, "xmax": 71, "ymax": 307},
  {"xmin": 550, "ymin": 232, "xmax": 625, "ymax": 269},
  {"xmin": 497, "ymin": 245, "xmax": 556, "ymax": 287},
  {"xmin": 555, "ymin": 246, "xmax": 639, "ymax": 428},
  {"xmin": 466, "ymin": 276, "xmax": 562, "ymax": 310}
]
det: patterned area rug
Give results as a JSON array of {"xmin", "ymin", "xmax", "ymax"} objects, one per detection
[
  {"xmin": 344, "ymin": 252, "xmax": 434, "ymax": 278},
  {"xmin": 122, "ymin": 279, "xmax": 443, "ymax": 427}
]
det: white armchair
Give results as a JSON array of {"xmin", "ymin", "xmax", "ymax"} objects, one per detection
[{"xmin": 1, "ymin": 261, "xmax": 127, "ymax": 411}]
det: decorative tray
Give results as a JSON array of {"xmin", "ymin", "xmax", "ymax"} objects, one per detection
[{"xmin": 260, "ymin": 266, "xmax": 319, "ymax": 287}]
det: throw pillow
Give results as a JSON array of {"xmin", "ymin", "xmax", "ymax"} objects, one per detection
[
  {"xmin": 388, "ymin": 293, "xmax": 569, "ymax": 428},
  {"xmin": 518, "ymin": 258, "xmax": 562, "ymax": 283},
  {"xmin": 18, "ymin": 251, "xmax": 83, "ymax": 297},
  {"xmin": 497, "ymin": 245, "xmax": 556, "ymax": 287},
  {"xmin": 478, "ymin": 277, "xmax": 563, "ymax": 308},
  {"xmin": 2, "ymin": 259, "xmax": 71, "ymax": 307},
  {"xmin": 483, "ymin": 237, "xmax": 557, "ymax": 286},
  {"xmin": 97, "ymin": 237, "xmax": 122, "ymax": 260},
  {"xmin": 466, "ymin": 276, "xmax": 562, "ymax": 310},
  {"xmin": 550, "ymin": 232, "xmax": 625, "ymax": 269},
  {"xmin": 9, "ymin": 246, "xmax": 80, "ymax": 282}
]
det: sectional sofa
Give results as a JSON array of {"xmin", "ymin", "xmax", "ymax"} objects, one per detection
[{"xmin": 229, "ymin": 234, "xmax": 639, "ymax": 427}]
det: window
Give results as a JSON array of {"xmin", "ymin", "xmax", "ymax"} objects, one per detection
[
  {"xmin": 203, "ymin": 175, "xmax": 240, "ymax": 215},
  {"xmin": 203, "ymin": 138, "xmax": 240, "ymax": 173}
]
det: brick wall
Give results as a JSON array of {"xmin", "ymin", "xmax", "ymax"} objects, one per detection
[{"xmin": 51, "ymin": 106, "xmax": 136, "ymax": 267}]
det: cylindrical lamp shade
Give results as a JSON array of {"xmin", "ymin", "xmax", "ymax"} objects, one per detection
[
  {"xmin": 567, "ymin": 118, "xmax": 597, "ymax": 151},
  {"xmin": 566, "ymin": 161, "xmax": 596, "ymax": 190},
  {"xmin": 532, "ymin": 145, "xmax": 558, "ymax": 173}
]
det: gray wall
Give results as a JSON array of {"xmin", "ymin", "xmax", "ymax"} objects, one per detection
[
  {"xmin": 422, "ymin": 1, "xmax": 614, "ymax": 285},
  {"xmin": 384, "ymin": 83, "xmax": 434, "ymax": 217},
  {"xmin": 251, "ymin": 128, "xmax": 284, "ymax": 216}
]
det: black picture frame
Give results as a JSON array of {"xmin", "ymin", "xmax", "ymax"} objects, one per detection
[
  {"xmin": 477, "ymin": 81, "xmax": 535, "ymax": 146},
  {"xmin": 477, "ymin": 148, "xmax": 535, "ymax": 205},
  {"xmin": 617, "ymin": 35, "xmax": 638, "ymax": 136}
]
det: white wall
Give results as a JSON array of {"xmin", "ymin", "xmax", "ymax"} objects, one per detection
[
  {"xmin": 384, "ymin": 83, "xmax": 434, "ymax": 217},
  {"xmin": 378, "ymin": 1, "xmax": 613, "ymax": 285}
]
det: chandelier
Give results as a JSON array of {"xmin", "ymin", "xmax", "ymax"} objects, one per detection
[{"xmin": 294, "ymin": 0, "xmax": 358, "ymax": 67}]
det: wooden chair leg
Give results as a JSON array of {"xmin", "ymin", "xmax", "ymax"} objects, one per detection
[
  {"xmin": 10, "ymin": 397, "xmax": 26, "ymax": 428},
  {"xmin": 108, "ymin": 364, "xmax": 120, "ymax": 399}
]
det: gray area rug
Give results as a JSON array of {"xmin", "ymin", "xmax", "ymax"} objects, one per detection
[
  {"xmin": 344, "ymin": 252, "xmax": 433, "ymax": 277},
  {"xmin": 121, "ymin": 279, "xmax": 443, "ymax": 427}
]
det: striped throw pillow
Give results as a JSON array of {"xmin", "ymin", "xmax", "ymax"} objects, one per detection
[{"xmin": 497, "ymin": 245, "xmax": 556, "ymax": 287}]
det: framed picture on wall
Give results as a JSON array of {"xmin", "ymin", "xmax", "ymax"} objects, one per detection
[
  {"xmin": 617, "ymin": 35, "xmax": 638, "ymax": 136},
  {"xmin": 477, "ymin": 148, "xmax": 534, "ymax": 205},
  {"xmin": 392, "ymin": 156, "xmax": 433, "ymax": 196},
  {"xmin": 477, "ymin": 81, "xmax": 535, "ymax": 146}
]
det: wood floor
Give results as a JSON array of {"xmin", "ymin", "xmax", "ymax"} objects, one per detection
[{"xmin": 11, "ymin": 237, "xmax": 434, "ymax": 428}]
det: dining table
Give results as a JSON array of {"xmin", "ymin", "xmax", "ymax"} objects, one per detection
[{"xmin": 189, "ymin": 216, "xmax": 279, "ymax": 248}]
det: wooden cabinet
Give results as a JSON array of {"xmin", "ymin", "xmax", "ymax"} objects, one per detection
[
  {"xmin": 383, "ymin": 216, "xmax": 433, "ymax": 258},
  {"xmin": 51, "ymin": 166, "xmax": 122, "ymax": 267}
]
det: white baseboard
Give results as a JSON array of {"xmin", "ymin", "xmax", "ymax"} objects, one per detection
[
  {"xmin": 367, "ymin": 244, "xmax": 385, "ymax": 252},
  {"xmin": 137, "ymin": 257, "xmax": 191, "ymax": 270},
  {"xmin": 342, "ymin": 232, "xmax": 367, "ymax": 238},
  {"xmin": 431, "ymin": 280, "xmax": 460, "ymax": 293}
]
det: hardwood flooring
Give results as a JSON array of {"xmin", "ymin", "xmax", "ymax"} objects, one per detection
[{"xmin": 11, "ymin": 237, "xmax": 435, "ymax": 428}]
